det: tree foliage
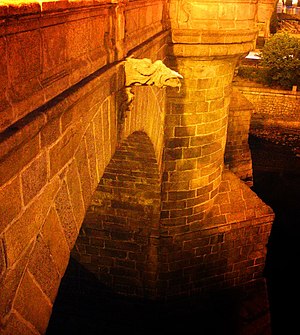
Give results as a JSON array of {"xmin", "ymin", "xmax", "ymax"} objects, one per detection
[{"xmin": 259, "ymin": 33, "xmax": 300, "ymax": 89}]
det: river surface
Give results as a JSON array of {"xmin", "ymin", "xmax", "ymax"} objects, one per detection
[{"xmin": 249, "ymin": 133, "xmax": 300, "ymax": 335}]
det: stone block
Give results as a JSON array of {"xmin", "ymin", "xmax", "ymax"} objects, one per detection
[
  {"xmin": 101, "ymin": 99, "xmax": 112, "ymax": 167},
  {"xmin": 54, "ymin": 181, "xmax": 78, "ymax": 250},
  {"xmin": 66, "ymin": 19, "xmax": 90, "ymax": 61},
  {"xmin": 1, "ymin": 311, "xmax": 39, "ymax": 335},
  {"xmin": 14, "ymin": 271, "xmax": 52, "ymax": 335},
  {"xmin": 66, "ymin": 160, "xmax": 85, "ymax": 230},
  {"xmin": 182, "ymin": 146, "xmax": 202, "ymax": 159},
  {"xmin": 0, "ymin": 111, "xmax": 45, "ymax": 159},
  {"xmin": 125, "ymin": 8, "xmax": 142, "ymax": 33},
  {"xmin": 92, "ymin": 107, "xmax": 105, "ymax": 177},
  {"xmin": 5, "ymin": 2, "xmax": 40, "ymax": 16},
  {"xmin": 0, "ymin": 35, "xmax": 10, "ymax": 124},
  {"xmin": 219, "ymin": 3, "xmax": 236, "ymax": 20},
  {"xmin": 28, "ymin": 235, "xmax": 61, "ymax": 303},
  {"xmin": 0, "ymin": 99, "xmax": 13, "ymax": 134},
  {"xmin": 41, "ymin": 207, "xmax": 70, "ymax": 277},
  {"xmin": 84, "ymin": 124, "xmax": 98, "ymax": 190},
  {"xmin": 75, "ymin": 139, "xmax": 92, "ymax": 209},
  {"xmin": 0, "ymin": 176, "xmax": 22, "ymax": 235},
  {"xmin": 0, "ymin": 245, "xmax": 32, "ymax": 319},
  {"xmin": 49, "ymin": 125, "xmax": 82, "ymax": 177},
  {"xmin": 4, "ymin": 177, "xmax": 60, "ymax": 266},
  {"xmin": 40, "ymin": 116, "xmax": 60, "ymax": 148},
  {"xmin": 88, "ymin": 15, "xmax": 106, "ymax": 51},
  {"xmin": 174, "ymin": 125, "xmax": 196, "ymax": 137},
  {"xmin": 182, "ymin": 113, "xmax": 203, "ymax": 125},
  {"xmin": 0, "ymin": 135, "xmax": 40, "ymax": 187},
  {"xmin": 7, "ymin": 28, "xmax": 41, "ymax": 86},
  {"xmin": 41, "ymin": 24, "xmax": 67, "ymax": 71},
  {"xmin": 21, "ymin": 152, "xmax": 48, "ymax": 206}
]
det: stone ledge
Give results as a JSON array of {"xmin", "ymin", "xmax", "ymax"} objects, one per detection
[
  {"xmin": 0, "ymin": 1, "xmax": 109, "ymax": 18},
  {"xmin": 171, "ymin": 28, "xmax": 258, "ymax": 45},
  {"xmin": 169, "ymin": 41, "xmax": 255, "ymax": 59}
]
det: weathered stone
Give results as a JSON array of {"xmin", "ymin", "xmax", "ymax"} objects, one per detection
[
  {"xmin": 49, "ymin": 125, "xmax": 83, "ymax": 178},
  {"xmin": 1, "ymin": 311, "xmax": 39, "ymax": 335},
  {"xmin": 0, "ymin": 135, "xmax": 40, "ymax": 187},
  {"xmin": 0, "ymin": 245, "xmax": 33, "ymax": 319},
  {"xmin": 66, "ymin": 159, "xmax": 85, "ymax": 230},
  {"xmin": 54, "ymin": 181, "xmax": 78, "ymax": 250},
  {"xmin": 27, "ymin": 235, "xmax": 61, "ymax": 303},
  {"xmin": 14, "ymin": 271, "xmax": 52, "ymax": 334},
  {"xmin": 0, "ymin": 1, "xmax": 278, "ymax": 332},
  {"xmin": 0, "ymin": 176, "xmax": 22, "ymax": 235},
  {"xmin": 75, "ymin": 139, "xmax": 92, "ymax": 210},
  {"xmin": 4, "ymin": 177, "xmax": 60, "ymax": 266},
  {"xmin": 21, "ymin": 152, "xmax": 48, "ymax": 205},
  {"xmin": 41, "ymin": 207, "xmax": 70, "ymax": 277}
]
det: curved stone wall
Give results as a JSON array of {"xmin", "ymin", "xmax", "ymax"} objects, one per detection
[
  {"xmin": 72, "ymin": 131, "xmax": 161, "ymax": 299},
  {"xmin": 0, "ymin": 30, "xmax": 169, "ymax": 333}
]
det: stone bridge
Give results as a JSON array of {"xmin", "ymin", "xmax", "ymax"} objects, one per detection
[{"xmin": 0, "ymin": 0, "xmax": 276, "ymax": 334}]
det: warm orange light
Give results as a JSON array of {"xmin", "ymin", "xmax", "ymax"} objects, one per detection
[{"xmin": 0, "ymin": 0, "xmax": 89, "ymax": 4}]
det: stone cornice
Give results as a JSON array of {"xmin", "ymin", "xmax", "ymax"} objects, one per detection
[{"xmin": 171, "ymin": 28, "xmax": 259, "ymax": 44}]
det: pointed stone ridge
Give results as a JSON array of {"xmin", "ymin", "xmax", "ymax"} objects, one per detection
[{"xmin": 124, "ymin": 57, "xmax": 183, "ymax": 88}]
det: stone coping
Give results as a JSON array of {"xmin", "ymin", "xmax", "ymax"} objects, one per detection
[
  {"xmin": 0, "ymin": 1, "xmax": 111, "ymax": 17},
  {"xmin": 236, "ymin": 85, "xmax": 300, "ymax": 97}
]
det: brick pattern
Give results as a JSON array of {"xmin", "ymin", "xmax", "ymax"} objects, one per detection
[
  {"xmin": 162, "ymin": 57, "xmax": 236, "ymax": 232},
  {"xmin": 72, "ymin": 132, "xmax": 161, "ymax": 298},
  {"xmin": 156, "ymin": 169, "xmax": 274, "ymax": 298}
]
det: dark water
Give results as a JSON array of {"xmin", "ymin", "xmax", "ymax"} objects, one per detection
[
  {"xmin": 249, "ymin": 134, "xmax": 300, "ymax": 335},
  {"xmin": 46, "ymin": 259, "xmax": 247, "ymax": 335}
]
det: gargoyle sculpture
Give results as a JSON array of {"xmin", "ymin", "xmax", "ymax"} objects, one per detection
[
  {"xmin": 124, "ymin": 57, "xmax": 183, "ymax": 88},
  {"xmin": 121, "ymin": 56, "xmax": 183, "ymax": 114},
  {"xmin": 118, "ymin": 57, "xmax": 183, "ymax": 136}
]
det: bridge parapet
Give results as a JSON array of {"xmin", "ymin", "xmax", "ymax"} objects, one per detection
[{"xmin": 0, "ymin": 0, "xmax": 169, "ymax": 133}]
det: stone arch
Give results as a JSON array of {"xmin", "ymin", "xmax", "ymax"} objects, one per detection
[{"xmin": 70, "ymin": 131, "xmax": 162, "ymax": 299}]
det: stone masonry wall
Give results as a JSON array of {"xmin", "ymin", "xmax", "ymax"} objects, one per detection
[
  {"xmin": 238, "ymin": 86, "xmax": 300, "ymax": 129},
  {"xmin": 72, "ymin": 132, "xmax": 161, "ymax": 299},
  {"xmin": 0, "ymin": 0, "xmax": 278, "ymax": 333},
  {"xmin": 0, "ymin": 63, "xmax": 121, "ymax": 335},
  {"xmin": 0, "ymin": 1, "xmax": 169, "ymax": 332},
  {"xmin": 162, "ymin": 56, "xmax": 235, "ymax": 231},
  {"xmin": 156, "ymin": 169, "xmax": 274, "ymax": 298},
  {"xmin": 225, "ymin": 88, "xmax": 254, "ymax": 185},
  {"xmin": 0, "ymin": 0, "xmax": 168, "ymax": 132}
]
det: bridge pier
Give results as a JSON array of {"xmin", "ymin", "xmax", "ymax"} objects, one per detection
[{"xmin": 0, "ymin": 0, "xmax": 278, "ymax": 333}]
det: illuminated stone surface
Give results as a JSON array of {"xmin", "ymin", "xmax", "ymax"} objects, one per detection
[{"xmin": 0, "ymin": 0, "xmax": 278, "ymax": 334}]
